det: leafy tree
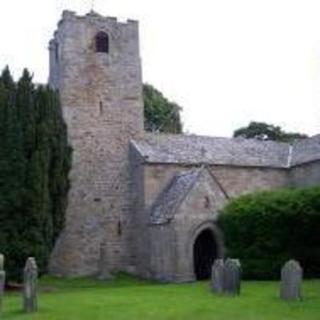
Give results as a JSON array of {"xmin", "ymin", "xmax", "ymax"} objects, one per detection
[
  {"xmin": 143, "ymin": 84, "xmax": 183, "ymax": 133},
  {"xmin": 0, "ymin": 67, "xmax": 71, "ymax": 281},
  {"xmin": 233, "ymin": 121, "xmax": 308, "ymax": 143}
]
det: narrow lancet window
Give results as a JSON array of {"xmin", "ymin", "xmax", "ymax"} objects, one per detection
[
  {"xmin": 55, "ymin": 43, "xmax": 59, "ymax": 61},
  {"xmin": 95, "ymin": 32, "xmax": 109, "ymax": 53}
]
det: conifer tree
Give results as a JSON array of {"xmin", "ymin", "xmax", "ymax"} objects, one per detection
[{"xmin": 0, "ymin": 67, "xmax": 71, "ymax": 281}]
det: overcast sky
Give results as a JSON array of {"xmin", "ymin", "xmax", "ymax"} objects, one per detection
[{"xmin": 0, "ymin": 0, "xmax": 320, "ymax": 137}]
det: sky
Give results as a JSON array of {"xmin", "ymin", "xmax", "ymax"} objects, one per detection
[{"xmin": 0, "ymin": 0, "xmax": 320, "ymax": 137}]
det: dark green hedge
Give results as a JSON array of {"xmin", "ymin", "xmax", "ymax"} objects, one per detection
[{"xmin": 218, "ymin": 187, "xmax": 320, "ymax": 279}]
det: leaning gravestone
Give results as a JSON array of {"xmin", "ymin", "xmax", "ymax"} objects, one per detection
[
  {"xmin": 210, "ymin": 259, "xmax": 224, "ymax": 294},
  {"xmin": 23, "ymin": 257, "xmax": 38, "ymax": 312},
  {"xmin": 280, "ymin": 260, "xmax": 303, "ymax": 301},
  {"xmin": 0, "ymin": 254, "xmax": 5, "ymax": 315},
  {"xmin": 223, "ymin": 259, "xmax": 241, "ymax": 295}
]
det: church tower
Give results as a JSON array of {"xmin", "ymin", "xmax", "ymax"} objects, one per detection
[{"xmin": 48, "ymin": 10, "xmax": 143, "ymax": 276}]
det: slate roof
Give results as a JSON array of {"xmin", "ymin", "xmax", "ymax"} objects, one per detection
[
  {"xmin": 150, "ymin": 169, "xmax": 200, "ymax": 225},
  {"xmin": 149, "ymin": 166, "xmax": 229, "ymax": 225},
  {"xmin": 131, "ymin": 134, "xmax": 320, "ymax": 168},
  {"xmin": 291, "ymin": 135, "xmax": 320, "ymax": 166}
]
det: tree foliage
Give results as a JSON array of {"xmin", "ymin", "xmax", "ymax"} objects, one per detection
[
  {"xmin": 218, "ymin": 187, "xmax": 320, "ymax": 279},
  {"xmin": 143, "ymin": 84, "xmax": 183, "ymax": 133},
  {"xmin": 233, "ymin": 121, "xmax": 308, "ymax": 143},
  {"xmin": 0, "ymin": 67, "xmax": 72, "ymax": 281}
]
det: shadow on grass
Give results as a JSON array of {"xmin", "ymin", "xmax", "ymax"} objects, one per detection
[
  {"xmin": 4, "ymin": 309, "xmax": 26, "ymax": 319},
  {"xmin": 37, "ymin": 272, "xmax": 162, "ymax": 293}
]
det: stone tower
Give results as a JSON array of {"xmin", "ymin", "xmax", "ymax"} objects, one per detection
[{"xmin": 48, "ymin": 10, "xmax": 143, "ymax": 276}]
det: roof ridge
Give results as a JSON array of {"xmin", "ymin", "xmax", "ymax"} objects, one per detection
[{"xmin": 143, "ymin": 132, "xmax": 291, "ymax": 146}]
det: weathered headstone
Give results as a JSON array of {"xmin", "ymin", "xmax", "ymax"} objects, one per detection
[
  {"xmin": 210, "ymin": 259, "xmax": 224, "ymax": 294},
  {"xmin": 280, "ymin": 260, "xmax": 303, "ymax": 301},
  {"xmin": 0, "ymin": 254, "xmax": 3, "ymax": 271},
  {"xmin": 223, "ymin": 258, "xmax": 241, "ymax": 295},
  {"xmin": 0, "ymin": 254, "xmax": 5, "ymax": 315},
  {"xmin": 23, "ymin": 257, "xmax": 38, "ymax": 313}
]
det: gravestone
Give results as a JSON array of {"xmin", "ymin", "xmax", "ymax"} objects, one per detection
[
  {"xmin": 0, "ymin": 254, "xmax": 5, "ymax": 315},
  {"xmin": 280, "ymin": 260, "xmax": 303, "ymax": 301},
  {"xmin": 0, "ymin": 254, "xmax": 3, "ymax": 271},
  {"xmin": 23, "ymin": 257, "xmax": 38, "ymax": 312},
  {"xmin": 210, "ymin": 259, "xmax": 224, "ymax": 294},
  {"xmin": 223, "ymin": 259, "xmax": 241, "ymax": 295}
]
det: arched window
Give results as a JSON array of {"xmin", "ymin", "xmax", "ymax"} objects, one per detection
[{"xmin": 95, "ymin": 32, "xmax": 109, "ymax": 53}]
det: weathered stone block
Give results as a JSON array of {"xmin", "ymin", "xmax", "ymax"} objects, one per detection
[
  {"xmin": 97, "ymin": 243, "xmax": 114, "ymax": 280},
  {"xmin": 23, "ymin": 257, "xmax": 38, "ymax": 313},
  {"xmin": 280, "ymin": 260, "xmax": 303, "ymax": 301},
  {"xmin": 210, "ymin": 259, "xmax": 224, "ymax": 294},
  {"xmin": 223, "ymin": 258, "xmax": 241, "ymax": 295}
]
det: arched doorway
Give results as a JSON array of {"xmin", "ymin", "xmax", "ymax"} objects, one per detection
[{"xmin": 193, "ymin": 228, "xmax": 217, "ymax": 280}]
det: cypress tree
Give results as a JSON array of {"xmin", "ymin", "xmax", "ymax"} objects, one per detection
[{"xmin": 0, "ymin": 67, "xmax": 71, "ymax": 281}]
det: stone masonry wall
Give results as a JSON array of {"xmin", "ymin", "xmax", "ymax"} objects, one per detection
[
  {"xmin": 290, "ymin": 161, "xmax": 320, "ymax": 187},
  {"xmin": 49, "ymin": 11, "xmax": 143, "ymax": 276},
  {"xmin": 148, "ymin": 169, "xmax": 228, "ymax": 282},
  {"xmin": 128, "ymin": 145, "xmax": 146, "ymax": 277},
  {"xmin": 143, "ymin": 164, "xmax": 290, "ymax": 210},
  {"xmin": 135, "ymin": 163, "xmax": 289, "ymax": 279}
]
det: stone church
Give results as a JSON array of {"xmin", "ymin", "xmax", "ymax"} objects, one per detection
[{"xmin": 48, "ymin": 10, "xmax": 320, "ymax": 282}]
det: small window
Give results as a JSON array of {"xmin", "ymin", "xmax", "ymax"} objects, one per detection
[
  {"xmin": 204, "ymin": 196, "xmax": 210, "ymax": 209},
  {"xmin": 117, "ymin": 221, "xmax": 122, "ymax": 236},
  {"xmin": 55, "ymin": 43, "xmax": 59, "ymax": 61},
  {"xmin": 95, "ymin": 32, "xmax": 109, "ymax": 53}
]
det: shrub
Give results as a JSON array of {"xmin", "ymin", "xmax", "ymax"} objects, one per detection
[{"xmin": 218, "ymin": 187, "xmax": 320, "ymax": 279}]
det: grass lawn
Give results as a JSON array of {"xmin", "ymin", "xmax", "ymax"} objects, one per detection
[{"xmin": 2, "ymin": 274, "xmax": 320, "ymax": 320}]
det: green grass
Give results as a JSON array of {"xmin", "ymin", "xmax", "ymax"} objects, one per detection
[{"xmin": 2, "ymin": 274, "xmax": 320, "ymax": 320}]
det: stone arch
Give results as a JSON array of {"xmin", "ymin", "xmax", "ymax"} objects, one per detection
[
  {"xmin": 187, "ymin": 221, "xmax": 224, "ymax": 280},
  {"xmin": 95, "ymin": 31, "xmax": 109, "ymax": 53}
]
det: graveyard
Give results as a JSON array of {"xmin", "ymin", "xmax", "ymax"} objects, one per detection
[
  {"xmin": 1, "ymin": 275, "xmax": 320, "ymax": 320},
  {"xmin": 1, "ymin": 6, "xmax": 320, "ymax": 320}
]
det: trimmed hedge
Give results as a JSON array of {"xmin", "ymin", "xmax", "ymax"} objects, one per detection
[{"xmin": 218, "ymin": 187, "xmax": 320, "ymax": 279}]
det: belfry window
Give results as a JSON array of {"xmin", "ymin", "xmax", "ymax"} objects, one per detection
[{"xmin": 95, "ymin": 32, "xmax": 109, "ymax": 53}]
